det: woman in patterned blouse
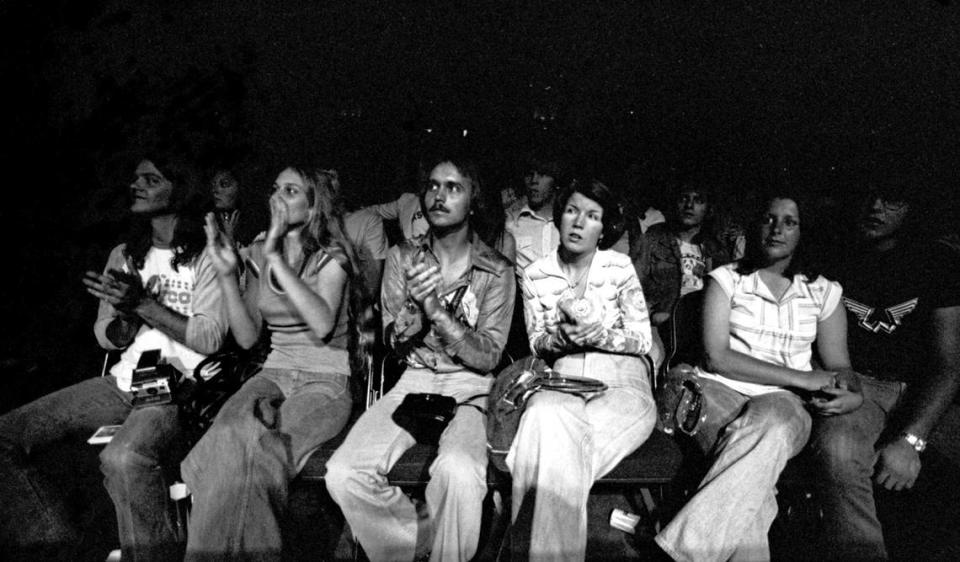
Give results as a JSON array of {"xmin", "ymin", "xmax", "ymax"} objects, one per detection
[{"xmin": 512, "ymin": 177, "xmax": 657, "ymax": 561}]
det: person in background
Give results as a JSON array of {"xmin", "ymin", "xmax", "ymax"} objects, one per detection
[
  {"xmin": 632, "ymin": 181, "xmax": 738, "ymax": 371},
  {"xmin": 325, "ymin": 155, "xmax": 514, "ymax": 562},
  {"xmin": 511, "ymin": 178, "xmax": 656, "ymax": 560},
  {"xmin": 654, "ymin": 191, "xmax": 862, "ymax": 561},
  {"xmin": 0, "ymin": 145, "xmax": 227, "ymax": 561},
  {"xmin": 182, "ymin": 164, "xmax": 362, "ymax": 560}
]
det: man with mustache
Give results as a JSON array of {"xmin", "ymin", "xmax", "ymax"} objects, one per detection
[
  {"xmin": 326, "ymin": 154, "xmax": 515, "ymax": 562},
  {"xmin": 810, "ymin": 182, "xmax": 960, "ymax": 560}
]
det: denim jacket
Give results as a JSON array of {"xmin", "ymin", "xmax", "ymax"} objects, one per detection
[
  {"xmin": 631, "ymin": 223, "xmax": 734, "ymax": 321},
  {"xmin": 382, "ymin": 233, "xmax": 515, "ymax": 375},
  {"xmin": 520, "ymin": 249, "xmax": 653, "ymax": 385}
]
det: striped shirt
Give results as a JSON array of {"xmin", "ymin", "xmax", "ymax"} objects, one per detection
[{"xmin": 699, "ymin": 263, "xmax": 842, "ymax": 396}]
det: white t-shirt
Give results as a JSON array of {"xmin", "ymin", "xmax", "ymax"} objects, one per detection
[
  {"xmin": 110, "ymin": 248, "xmax": 207, "ymax": 391},
  {"xmin": 678, "ymin": 240, "xmax": 706, "ymax": 296}
]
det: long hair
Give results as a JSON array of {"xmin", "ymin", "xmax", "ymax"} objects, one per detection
[
  {"xmin": 283, "ymin": 165, "xmax": 368, "ymax": 377},
  {"xmin": 553, "ymin": 177, "xmax": 625, "ymax": 251},
  {"xmin": 736, "ymin": 191, "xmax": 820, "ymax": 280},
  {"xmin": 122, "ymin": 150, "xmax": 207, "ymax": 271}
]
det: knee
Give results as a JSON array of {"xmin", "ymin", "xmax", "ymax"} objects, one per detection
[
  {"xmin": 324, "ymin": 453, "xmax": 376, "ymax": 502},
  {"xmin": 811, "ymin": 421, "xmax": 874, "ymax": 477},
  {"xmin": 99, "ymin": 442, "xmax": 153, "ymax": 478},
  {"xmin": 431, "ymin": 450, "xmax": 486, "ymax": 492}
]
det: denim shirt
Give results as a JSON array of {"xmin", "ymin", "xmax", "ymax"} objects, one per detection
[
  {"xmin": 520, "ymin": 249, "xmax": 653, "ymax": 384},
  {"xmin": 382, "ymin": 233, "xmax": 516, "ymax": 375}
]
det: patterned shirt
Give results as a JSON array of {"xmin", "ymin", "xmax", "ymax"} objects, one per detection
[
  {"xmin": 521, "ymin": 249, "xmax": 653, "ymax": 382},
  {"xmin": 699, "ymin": 264, "xmax": 842, "ymax": 396},
  {"xmin": 382, "ymin": 233, "xmax": 515, "ymax": 375}
]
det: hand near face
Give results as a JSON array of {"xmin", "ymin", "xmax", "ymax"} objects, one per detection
[
  {"xmin": 264, "ymin": 193, "xmax": 290, "ymax": 257},
  {"xmin": 406, "ymin": 261, "xmax": 443, "ymax": 316},
  {"xmin": 204, "ymin": 212, "xmax": 238, "ymax": 276}
]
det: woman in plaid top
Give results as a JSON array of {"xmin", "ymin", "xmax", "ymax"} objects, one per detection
[{"xmin": 655, "ymin": 192, "xmax": 863, "ymax": 562}]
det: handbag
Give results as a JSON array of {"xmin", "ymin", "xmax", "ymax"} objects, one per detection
[
  {"xmin": 655, "ymin": 363, "xmax": 707, "ymax": 436},
  {"xmin": 392, "ymin": 393, "xmax": 458, "ymax": 445},
  {"xmin": 486, "ymin": 356, "xmax": 608, "ymax": 473}
]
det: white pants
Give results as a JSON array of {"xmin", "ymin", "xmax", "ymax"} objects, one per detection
[
  {"xmin": 506, "ymin": 375, "xmax": 656, "ymax": 561},
  {"xmin": 325, "ymin": 368, "xmax": 491, "ymax": 562}
]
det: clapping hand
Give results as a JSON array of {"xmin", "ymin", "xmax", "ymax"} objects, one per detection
[
  {"xmin": 83, "ymin": 267, "xmax": 152, "ymax": 314},
  {"xmin": 263, "ymin": 192, "xmax": 290, "ymax": 258},
  {"xmin": 405, "ymin": 261, "xmax": 443, "ymax": 317},
  {"xmin": 204, "ymin": 212, "xmax": 238, "ymax": 276}
]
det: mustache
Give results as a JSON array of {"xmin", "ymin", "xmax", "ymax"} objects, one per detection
[{"xmin": 428, "ymin": 202, "xmax": 449, "ymax": 213}]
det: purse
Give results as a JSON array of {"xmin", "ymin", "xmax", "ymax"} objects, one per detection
[
  {"xmin": 655, "ymin": 363, "xmax": 707, "ymax": 436},
  {"xmin": 486, "ymin": 356, "xmax": 608, "ymax": 473},
  {"xmin": 392, "ymin": 393, "xmax": 458, "ymax": 445}
]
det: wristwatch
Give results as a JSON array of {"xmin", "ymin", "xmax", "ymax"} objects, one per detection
[{"xmin": 900, "ymin": 432, "xmax": 927, "ymax": 453}]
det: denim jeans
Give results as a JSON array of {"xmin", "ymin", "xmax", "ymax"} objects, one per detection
[
  {"xmin": 0, "ymin": 375, "xmax": 185, "ymax": 561},
  {"xmin": 505, "ymin": 369, "xmax": 656, "ymax": 561},
  {"xmin": 181, "ymin": 368, "xmax": 352, "ymax": 561},
  {"xmin": 808, "ymin": 376, "xmax": 905, "ymax": 561},
  {"xmin": 325, "ymin": 368, "xmax": 492, "ymax": 562},
  {"xmin": 656, "ymin": 378, "xmax": 811, "ymax": 562}
]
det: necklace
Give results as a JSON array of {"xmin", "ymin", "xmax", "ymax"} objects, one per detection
[{"xmin": 561, "ymin": 263, "xmax": 590, "ymax": 293}]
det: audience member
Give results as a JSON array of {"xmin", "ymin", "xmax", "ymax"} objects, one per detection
[
  {"xmin": 655, "ymin": 191, "xmax": 862, "ymax": 561},
  {"xmin": 511, "ymin": 178, "xmax": 656, "ymax": 560},
  {"xmin": 632, "ymin": 182, "xmax": 738, "ymax": 370},
  {"xmin": 504, "ymin": 155, "xmax": 565, "ymax": 272},
  {"xmin": 325, "ymin": 155, "xmax": 514, "ymax": 562},
  {"xmin": 809, "ymin": 184, "xmax": 960, "ymax": 560},
  {"xmin": 180, "ymin": 165, "xmax": 362, "ymax": 559},
  {"xmin": 0, "ymin": 147, "xmax": 227, "ymax": 560}
]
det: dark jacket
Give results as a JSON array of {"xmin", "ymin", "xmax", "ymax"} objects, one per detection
[{"xmin": 630, "ymin": 223, "xmax": 735, "ymax": 323}]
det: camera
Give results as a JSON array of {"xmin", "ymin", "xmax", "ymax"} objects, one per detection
[{"xmin": 130, "ymin": 349, "xmax": 181, "ymax": 408}]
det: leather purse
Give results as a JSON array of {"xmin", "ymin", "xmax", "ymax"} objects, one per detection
[
  {"xmin": 486, "ymin": 356, "xmax": 608, "ymax": 473},
  {"xmin": 655, "ymin": 363, "xmax": 707, "ymax": 436}
]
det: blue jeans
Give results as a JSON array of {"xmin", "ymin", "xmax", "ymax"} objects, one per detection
[
  {"xmin": 325, "ymin": 368, "xmax": 492, "ymax": 562},
  {"xmin": 656, "ymin": 379, "xmax": 811, "ymax": 562},
  {"xmin": 0, "ymin": 375, "xmax": 185, "ymax": 561},
  {"xmin": 181, "ymin": 368, "xmax": 352, "ymax": 561},
  {"xmin": 808, "ymin": 376, "xmax": 905, "ymax": 561}
]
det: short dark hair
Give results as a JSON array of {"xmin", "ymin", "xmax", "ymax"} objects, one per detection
[{"xmin": 553, "ymin": 178, "xmax": 625, "ymax": 250}]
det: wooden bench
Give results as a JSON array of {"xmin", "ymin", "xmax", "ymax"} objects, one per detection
[{"xmin": 292, "ymin": 425, "xmax": 686, "ymax": 560}]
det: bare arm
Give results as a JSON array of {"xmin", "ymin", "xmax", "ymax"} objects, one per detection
[
  {"xmin": 701, "ymin": 278, "xmax": 835, "ymax": 391},
  {"xmin": 266, "ymin": 252, "xmax": 347, "ymax": 340},
  {"xmin": 899, "ymin": 305, "xmax": 960, "ymax": 439}
]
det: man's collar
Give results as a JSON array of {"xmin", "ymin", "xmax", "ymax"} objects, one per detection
[{"xmin": 416, "ymin": 230, "xmax": 504, "ymax": 276}]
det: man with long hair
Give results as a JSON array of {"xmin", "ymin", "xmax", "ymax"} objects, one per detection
[
  {"xmin": 0, "ymin": 144, "xmax": 227, "ymax": 560},
  {"xmin": 325, "ymin": 154, "xmax": 515, "ymax": 562}
]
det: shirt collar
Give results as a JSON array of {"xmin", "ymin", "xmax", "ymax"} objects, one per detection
[
  {"xmin": 417, "ymin": 231, "xmax": 505, "ymax": 278},
  {"xmin": 742, "ymin": 270, "xmax": 806, "ymax": 305}
]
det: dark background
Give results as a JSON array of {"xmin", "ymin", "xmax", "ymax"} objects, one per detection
[{"xmin": 1, "ymin": 0, "xmax": 959, "ymax": 404}]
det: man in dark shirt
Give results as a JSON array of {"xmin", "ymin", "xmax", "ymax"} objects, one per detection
[{"xmin": 810, "ymin": 186, "xmax": 960, "ymax": 560}]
